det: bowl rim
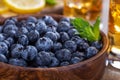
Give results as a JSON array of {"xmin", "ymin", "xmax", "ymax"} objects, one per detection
[{"xmin": 0, "ymin": 14, "xmax": 109, "ymax": 71}]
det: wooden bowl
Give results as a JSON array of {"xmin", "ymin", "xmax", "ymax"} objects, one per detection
[{"xmin": 0, "ymin": 15, "xmax": 109, "ymax": 80}]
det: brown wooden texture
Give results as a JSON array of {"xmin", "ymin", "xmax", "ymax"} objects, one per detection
[{"xmin": 0, "ymin": 15, "xmax": 109, "ymax": 80}]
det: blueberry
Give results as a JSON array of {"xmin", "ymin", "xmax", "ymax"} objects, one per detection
[
  {"xmin": 21, "ymin": 46, "xmax": 37, "ymax": 61},
  {"xmin": 0, "ymin": 26, "xmax": 3, "ymax": 33},
  {"xmin": 6, "ymin": 37, "xmax": 14, "ymax": 45},
  {"xmin": 49, "ymin": 52, "xmax": 55, "ymax": 57},
  {"xmin": 26, "ymin": 22, "xmax": 35, "ymax": 31},
  {"xmin": 35, "ymin": 51, "xmax": 52, "ymax": 66},
  {"xmin": 27, "ymin": 16, "xmax": 37, "ymax": 23},
  {"xmin": 46, "ymin": 25, "xmax": 56, "ymax": 32},
  {"xmin": 36, "ymin": 37, "xmax": 53, "ymax": 51},
  {"xmin": 91, "ymin": 41, "xmax": 103, "ymax": 50},
  {"xmin": 57, "ymin": 21, "xmax": 71, "ymax": 32},
  {"xmin": 4, "ymin": 19, "xmax": 16, "ymax": 26},
  {"xmin": 72, "ymin": 51, "xmax": 85, "ymax": 58},
  {"xmin": 17, "ymin": 27, "xmax": 28, "ymax": 37},
  {"xmin": 0, "ymin": 42, "xmax": 8, "ymax": 56},
  {"xmin": 78, "ymin": 42, "xmax": 89, "ymax": 51},
  {"xmin": 86, "ymin": 47, "xmax": 98, "ymax": 58},
  {"xmin": 53, "ymin": 42, "xmax": 62, "ymax": 51},
  {"xmin": 0, "ymin": 33, "xmax": 5, "ymax": 42},
  {"xmin": 64, "ymin": 40, "xmax": 77, "ymax": 52},
  {"xmin": 60, "ymin": 17, "xmax": 70, "ymax": 23},
  {"xmin": 55, "ymin": 49, "xmax": 71, "ymax": 61},
  {"xmin": 9, "ymin": 58, "xmax": 27, "ymax": 67},
  {"xmin": 4, "ymin": 40, "xmax": 10, "ymax": 47},
  {"xmin": 55, "ymin": 32, "xmax": 60, "ymax": 40},
  {"xmin": 44, "ymin": 32, "xmax": 58, "ymax": 42},
  {"xmin": 11, "ymin": 44, "xmax": 24, "ymax": 58},
  {"xmin": 67, "ymin": 28, "xmax": 78, "ymax": 38},
  {"xmin": 49, "ymin": 57, "xmax": 59, "ymax": 67},
  {"xmin": 42, "ymin": 16, "xmax": 58, "ymax": 26},
  {"xmin": 0, "ymin": 54, "xmax": 8, "ymax": 63},
  {"xmin": 18, "ymin": 35, "xmax": 29, "ymax": 46},
  {"xmin": 60, "ymin": 32, "xmax": 70, "ymax": 43},
  {"xmin": 27, "ymin": 30, "xmax": 39, "ymax": 43},
  {"xmin": 60, "ymin": 61, "xmax": 70, "ymax": 66},
  {"xmin": 70, "ymin": 57, "xmax": 83, "ymax": 64}
]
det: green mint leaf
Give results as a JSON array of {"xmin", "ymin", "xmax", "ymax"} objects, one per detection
[
  {"xmin": 71, "ymin": 17, "xmax": 100, "ymax": 42},
  {"xmin": 46, "ymin": 0, "xmax": 56, "ymax": 5},
  {"xmin": 92, "ymin": 17, "xmax": 101, "ymax": 41}
]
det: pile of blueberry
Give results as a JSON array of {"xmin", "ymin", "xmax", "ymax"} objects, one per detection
[{"xmin": 0, "ymin": 16, "xmax": 103, "ymax": 68}]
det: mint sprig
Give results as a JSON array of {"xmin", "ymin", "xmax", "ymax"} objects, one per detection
[
  {"xmin": 45, "ymin": 0, "xmax": 56, "ymax": 5},
  {"xmin": 71, "ymin": 17, "xmax": 101, "ymax": 42}
]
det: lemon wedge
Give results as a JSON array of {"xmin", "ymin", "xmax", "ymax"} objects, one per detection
[
  {"xmin": 4, "ymin": 0, "xmax": 45, "ymax": 14},
  {"xmin": 0, "ymin": 0, "xmax": 9, "ymax": 14}
]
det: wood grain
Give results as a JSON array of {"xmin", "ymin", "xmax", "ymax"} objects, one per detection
[{"xmin": 0, "ymin": 15, "xmax": 109, "ymax": 80}]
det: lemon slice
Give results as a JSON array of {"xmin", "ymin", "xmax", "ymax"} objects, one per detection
[
  {"xmin": 4, "ymin": 0, "xmax": 45, "ymax": 14},
  {"xmin": 0, "ymin": 0, "xmax": 9, "ymax": 14}
]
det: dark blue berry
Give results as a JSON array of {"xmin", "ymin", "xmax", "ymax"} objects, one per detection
[
  {"xmin": 60, "ymin": 32, "xmax": 70, "ymax": 42},
  {"xmin": 21, "ymin": 46, "xmax": 37, "ymax": 61},
  {"xmin": 26, "ymin": 22, "xmax": 35, "ymax": 31},
  {"xmin": 6, "ymin": 37, "xmax": 14, "ymax": 45},
  {"xmin": 86, "ymin": 47, "xmax": 98, "ymax": 58},
  {"xmin": 64, "ymin": 40, "xmax": 77, "ymax": 52},
  {"xmin": 0, "ymin": 54, "xmax": 8, "ymax": 63},
  {"xmin": 91, "ymin": 41, "xmax": 103, "ymax": 50},
  {"xmin": 44, "ymin": 32, "xmax": 58, "ymax": 42},
  {"xmin": 60, "ymin": 17, "xmax": 70, "ymax": 23},
  {"xmin": 70, "ymin": 57, "xmax": 83, "ymax": 64},
  {"xmin": 60, "ymin": 61, "xmax": 70, "ymax": 66},
  {"xmin": 55, "ymin": 49, "xmax": 71, "ymax": 61},
  {"xmin": 49, "ymin": 57, "xmax": 59, "ymax": 67},
  {"xmin": 27, "ymin": 30, "xmax": 39, "ymax": 43},
  {"xmin": 67, "ymin": 28, "xmax": 78, "ymax": 38},
  {"xmin": 57, "ymin": 21, "xmax": 71, "ymax": 32},
  {"xmin": 0, "ymin": 26, "xmax": 3, "ymax": 33},
  {"xmin": 0, "ymin": 42, "xmax": 8, "ymax": 56},
  {"xmin": 11, "ymin": 44, "xmax": 24, "ymax": 58},
  {"xmin": 78, "ymin": 42, "xmax": 89, "ymax": 50},
  {"xmin": 46, "ymin": 25, "xmax": 56, "ymax": 32},
  {"xmin": 36, "ymin": 37, "xmax": 53, "ymax": 51},
  {"xmin": 72, "ymin": 51, "xmax": 85, "ymax": 58},
  {"xmin": 35, "ymin": 20, "xmax": 47, "ymax": 34},
  {"xmin": 16, "ymin": 27, "xmax": 28, "ymax": 37},
  {"xmin": 42, "ymin": 16, "xmax": 58, "ymax": 26},
  {"xmin": 27, "ymin": 16, "xmax": 37, "ymax": 23},
  {"xmin": 49, "ymin": 52, "xmax": 55, "ymax": 57},
  {"xmin": 35, "ymin": 51, "xmax": 52, "ymax": 66},
  {"xmin": 53, "ymin": 42, "xmax": 62, "ymax": 51},
  {"xmin": 0, "ymin": 33, "xmax": 5, "ymax": 42},
  {"xmin": 18, "ymin": 35, "xmax": 29, "ymax": 46},
  {"xmin": 9, "ymin": 58, "xmax": 27, "ymax": 67},
  {"xmin": 4, "ymin": 40, "xmax": 10, "ymax": 47}
]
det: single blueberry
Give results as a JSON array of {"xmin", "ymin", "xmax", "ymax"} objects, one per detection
[
  {"xmin": 36, "ymin": 37, "xmax": 53, "ymax": 51},
  {"xmin": 91, "ymin": 41, "xmax": 103, "ymax": 50},
  {"xmin": 67, "ymin": 28, "xmax": 78, "ymax": 38},
  {"xmin": 60, "ymin": 32, "xmax": 70, "ymax": 43},
  {"xmin": 4, "ymin": 40, "xmax": 11, "ymax": 47},
  {"xmin": 53, "ymin": 42, "xmax": 62, "ymax": 51},
  {"xmin": 4, "ymin": 19, "xmax": 16, "ymax": 26},
  {"xmin": 35, "ymin": 20, "xmax": 47, "ymax": 35},
  {"xmin": 60, "ymin": 17, "xmax": 70, "ymax": 23},
  {"xmin": 86, "ymin": 47, "xmax": 98, "ymax": 58},
  {"xmin": 0, "ymin": 42, "xmax": 8, "ymax": 56},
  {"xmin": 11, "ymin": 44, "xmax": 24, "ymax": 58},
  {"xmin": 60, "ymin": 61, "xmax": 70, "ymax": 66},
  {"xmin": 57, "ymin": 21, "xmax": 71, "ymax": 32},
  {"xmin": 70, "ymin": 57, "xmax": 83, "ymax": 64},
  {"xmin": 42, "ymin": 16, "xmax": 58, "ymax": 26},
  {"xmin": 35, "ymin": 51, "xmax": 52, "ymax": 66},
  {"xmin": 27, "ymin": 16, "xmax": 37, "ymax": 23},
  {"xmin": 0, "ymin": 33, "xmax": 5, "ymax": 42},
  {"xmin": 55, "ymin": 32, "xmax": 60, "ymax": 40},
  {"xmin": 27, "ymin": 30, "xmax": 39, "ymax": 43},
  {"xmin": 46, "ymin": 25, "xmax": 56, "ymax": 32},
  {"xmin": 26, "ymin": 22, "xmax": 35, "ymax": 31},
  {"xmin": 16, "ymin": 27, "xmax": 28, "ymax": 37},
  {"xmin": 9, "ymin": 58, "xmax": 27, "ymax": 67},
  {"xmin": 21, "ymin": 46, "xmax": 37, "ymax": 61},
  {"xmin": 0, "ymin": 54, "xmax": 8, "ymax": 63},
  {"xmin": 49, "ymin": 57, "xmax": 59, "ymax": 67},
  {"xmin": 44, "ymin": 32, "xmax": 58, "ymax": 42},
  {"xmin": 18, "ymin": 35, "xmax": 29, "ymax": 46},
  {"xmin": 55, "ymin": 49, "xmax": 71, "ymax": 61},
  {"xmin": 64, "ymin": 40, "xmax": 77, "ymax": 52},
  {"xmin": 72, "ymin": 51, "xmax": 85, "ymax": 58},
  {"xmin": 6, "ymin": 37, "xmax": 14, "ymax": 46},
  {"xmin": 78, "ymin": 42, "xmax": 89, "ymax": 51}
]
